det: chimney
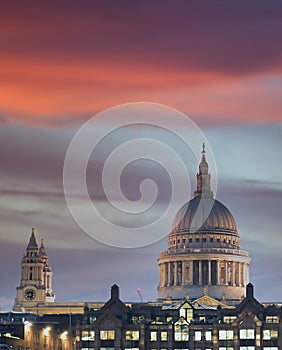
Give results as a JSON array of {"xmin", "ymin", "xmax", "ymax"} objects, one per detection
[
  {"xmin": 111, "ymin": 284, "xmax": 119, "ymax": 299},
  {"xmin": 246, "ymin": 283, "xmax": 254, "ymax": 298}
]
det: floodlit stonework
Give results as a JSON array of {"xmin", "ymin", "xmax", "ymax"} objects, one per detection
[
  {"xmin": 14, "ymin": 228, "xmax": 55, "ymax": 310},
  {"xmin": 158, "ymin": 144, "xmax": 250, "ymax": 303},
  {"xmin": 4, "ymin": 145, "xmax": 282, "ymax": 350}
]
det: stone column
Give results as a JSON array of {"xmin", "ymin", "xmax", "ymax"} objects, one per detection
[
  {"xmin": 174, "ymin": 262, "xmax": 178, "ymax": 286},
  {"xmin": 189, "ymin": 261, "xmax": 193, "ymax": 284},
  {"xmin": 208, "ymin": 260, "xmax": 211, "ymax": 285},
  {"xmin": 217, "ymin": 260, "xmax": 220, "ymax": 285},
  {"xmin": 241, "ymin": 263, "xmax": 245, "ymax": 287},
  {"xmin": 199, "ymin": 260, "xmax": 202, "ymax": 285},
  {"xmin": 238, "ymin": 262, "xmax": 241, "ymax": 286},
  {"xmin": 232, "ymin": 261, "xmax": 236, "ymax": 286},
  {"xmin": 246, "ymin": 264, "xmax": 250, "ymax": 284},
  {"xmin": 158, "ymin": 263, "xmax": 162, "ymax": 287},
  {"xmin": 162, "ymin": 264, "xmax": 166, "ymax": 287},
  {"xmin": 225, "ymin": 261, "xmax": 228, "ymax": 285},
  {"xmin": 168, "ymin": 262, "xmax": 171, "ymax": 286},
  {"xmin": 182, "ymin": 261, "xmax": 185, "ymax": 285}
]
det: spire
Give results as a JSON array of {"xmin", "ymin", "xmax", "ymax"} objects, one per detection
[
  {"xmin": 194, "ymin": 143, "xmax": 213, "ymax": 198},
  {"xmin": 199, "ymin": 143, "xmax": 208, "ymax": 175},
  {"xmin": 27, "ymin": 228, "xmax": 38, "ymax": 249},
  {"xmin": 39, "ymin": 238, "xmax": 47, "ymax": 257},
  {"xmin": 202, "ymin": 142, "xmax": 206, "ymax": 160}
]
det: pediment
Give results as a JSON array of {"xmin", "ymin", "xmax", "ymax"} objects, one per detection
[
  {"xmin": 180, "ymin": 300, "xmax": 193, "ymax": 309},
  {"xmin": 194, "ymin": 295, "xmax": 233, "ymax": 309}
]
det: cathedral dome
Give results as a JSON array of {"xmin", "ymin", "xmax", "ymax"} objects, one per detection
[{"xmin": 171, "ymin": 196, "xmax": 238, "ymax": 235}]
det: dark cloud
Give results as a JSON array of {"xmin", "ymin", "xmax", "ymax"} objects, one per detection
[{"xmin": 0, "ymin": 1, "xmax": 282, "ymax": 76}]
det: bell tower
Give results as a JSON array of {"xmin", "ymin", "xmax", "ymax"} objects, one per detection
[{"xmin": 13, "ymin": 228, "xmax": 55, "ymax": 311}]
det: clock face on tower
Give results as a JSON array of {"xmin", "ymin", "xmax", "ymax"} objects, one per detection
[{"xmin": 24, "ymin": 288, "xmax": 36, "ymax": 300}]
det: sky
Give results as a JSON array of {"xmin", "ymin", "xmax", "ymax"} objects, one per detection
[{"xmin": 0, "ymin": 1, "xmax": 282, "ymax": 310}]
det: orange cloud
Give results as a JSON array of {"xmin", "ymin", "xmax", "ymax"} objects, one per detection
[{"xmin": 0, "ymin": 2, "xmax": 282, "ymax": 126}]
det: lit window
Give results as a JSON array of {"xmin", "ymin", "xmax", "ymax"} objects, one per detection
[
  {"xmin": 89, "ymin": 316, "xmax": 96, "ymax": 324},
  {"xmin": 125, "ymin": 330, "xmax": 139, "ymax": 341},
  {"xmin": 240, "ymin": 329, "xmax": 255, "ymax": 339},
  {"xmin": 161, "ymin": 331, "xmax": 168, "ymax": 341},
  {"xmin": 174, "ymin": 319, "xmax": 189, "ymax": 341},
  {"xmin": 180, "ymin": 308, "xmax": 186, "ymax": 318},
  {"xmin": 266, "ymin": 316, "xmax": 279, "ymax": 323},
  {"xmin": 263, "ymin": 329, "xmax": 278, "ymax": 340},
  {"xmin": 81, "ymin": 330, "xmax": 95, "ymax": 340},
  {"xmin": 223, "ymin": 316, "xmax": 236, "ymax": 324},
  {"xmin": 179, "ymin": 305, "xmax": 193, "ymax": 321},
  {"xmin": 239, "ymin": 347, "xmax": 255, "ymax": 350},
  {"xmin": 262, "ymin": 347, "xmax": 278, "ymax": 350},
  {"xmin": 195, "ymin": 331, "xmax": 201, "ymax": 341},
  {"xmin": 150, "ymin": 331, "xmax": 157, "ymax": 341},
  {"xmin": 219, "ymin": 330, "xmax": 234, "ymax": 340},
  {"xmin": 100, "ymin": 330, "xmax": 115, "ymax": 340},
  {"xmin": 187, "ymin": 309, "xmax": 193, "ymax": 321},
  {"xmin": 219, "ymin": 347, "xmax": 234, "ymax": 350},
  {"xmin": 205, "ymin": 331, "xmax": 212, "ymax": 341}
]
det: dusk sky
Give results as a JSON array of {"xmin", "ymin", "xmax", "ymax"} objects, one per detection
[{"xmin": 0, "ymin": 1, "xmax": 282, "ymax": 310}]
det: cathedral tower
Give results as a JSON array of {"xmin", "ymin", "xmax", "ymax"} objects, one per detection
[
  {"xmin": 157, "ymin": 145, "xmax": 250, "ymax": 304},
  {"xmin": 14, "ymin": 228, "xmax": 55, "ymax": 310}
]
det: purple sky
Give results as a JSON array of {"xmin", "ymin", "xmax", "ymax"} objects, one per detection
[{"xmin": 0, "ymin": 1, "xmax": 282, "ymax": 310}]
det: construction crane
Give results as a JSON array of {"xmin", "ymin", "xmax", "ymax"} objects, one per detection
[{"xmin": 136, "ymin": 288, "xmax": 144, "ymax": 302}]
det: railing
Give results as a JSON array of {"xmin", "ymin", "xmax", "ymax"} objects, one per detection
[{"xmin": 159, "ymin": 247, "xmax": 249, "ymax": 257}]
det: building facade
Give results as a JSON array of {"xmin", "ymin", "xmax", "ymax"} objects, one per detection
[
  {"xmin": 14, "ymin": 228, "xmax": 55, "ymax": 311},
  {"xmin": 4, "ymin": 283, "xmax": 282, "ymax": 350},
  {"xmin": 158, "ymin": 144, "xmax": 250, "ymax": 303}
]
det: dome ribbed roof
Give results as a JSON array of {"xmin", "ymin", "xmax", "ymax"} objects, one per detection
[{"xmin": 171, "ymin": 196, "xmax": 238, "ymax": 234}]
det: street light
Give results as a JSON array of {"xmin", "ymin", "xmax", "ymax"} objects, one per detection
[
  {"xmin": 61, "ymin": 331, "xmax": 68, "ymax": 341},
  {"xmin": 24, "ymin": 321, "xmax": 32, "ymax": 333},
  {"xmin": 43, "ymin": 326, "xmax": 51, "ymax": 336}
]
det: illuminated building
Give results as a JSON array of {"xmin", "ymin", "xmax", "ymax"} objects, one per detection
[
  {"xmin": 14, "ymin": 228, "xmax": 55, "ymax": 310},
  {"xmin": 5, "ymin": 146, "xmax": 282, "ymax": 349},
  {"xmin": 158, "ymin": 144, "xmax": 250, "ymax": 303}
]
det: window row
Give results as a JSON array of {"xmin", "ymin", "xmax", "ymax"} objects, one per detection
[
  {"xmin": 170, "ymin": 237, "xmax": 238, "ymax": 245},
  {"xmin": 81, "ymin": 328, "xmax": 278, "ymax": 342}
]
